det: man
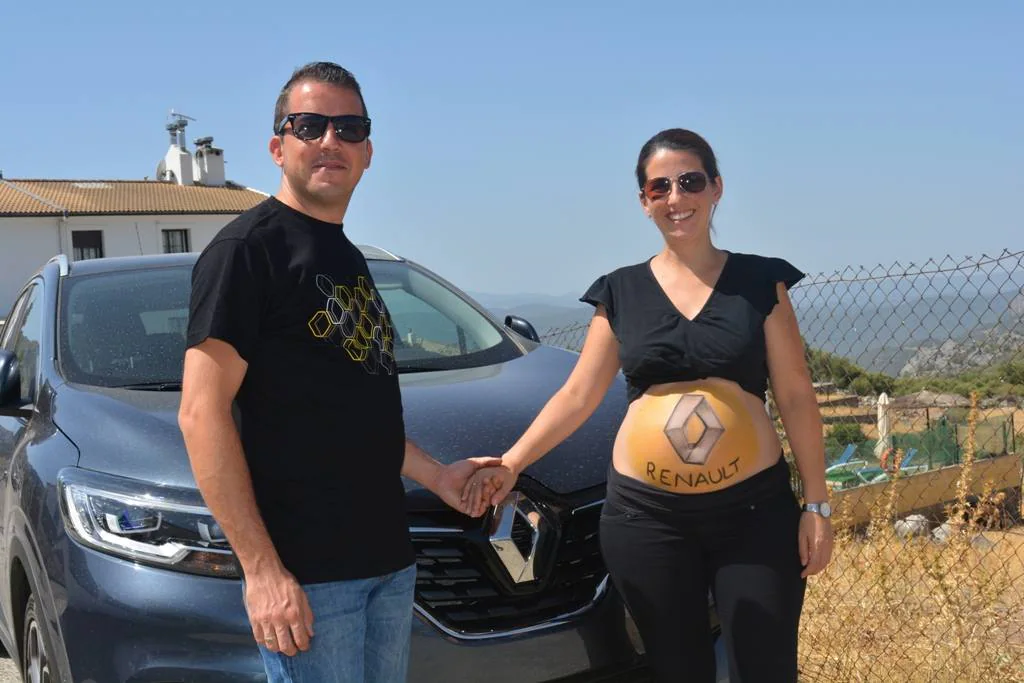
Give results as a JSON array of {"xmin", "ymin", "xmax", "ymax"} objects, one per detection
[{"xmin": 178, "ymin": 61, "xmax": 498, "ymax": 682}]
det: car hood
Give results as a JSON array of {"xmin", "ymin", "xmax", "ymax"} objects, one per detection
[{"xmin": 53, "ymin": 345, "xmax": 627, "ymax": 497}]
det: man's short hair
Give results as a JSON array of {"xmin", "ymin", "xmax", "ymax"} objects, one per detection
[{"xmin": 273, "ymin": 62, "xmax": 368, "ymax": 133}]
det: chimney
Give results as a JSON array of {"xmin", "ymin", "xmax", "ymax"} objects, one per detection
[
  {"xmin": 156, "ymin": 111, "xmax": 196, "ymax": 185},
  {"xmin": 192, "ymin": 136, "xmax": 226, "ymax": 186}
]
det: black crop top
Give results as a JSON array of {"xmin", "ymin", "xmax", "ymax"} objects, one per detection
[{"xmin": 580, "ymin": 251, "xmax": 804, "ymax": 404}]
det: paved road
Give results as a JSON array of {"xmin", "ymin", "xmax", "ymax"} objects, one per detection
[{"xmin": 0, "ymin": 654, "xmax": 16, "ymax": 682}]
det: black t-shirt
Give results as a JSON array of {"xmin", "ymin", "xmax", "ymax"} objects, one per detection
[
  {"xmin": 580, "ymin": 251, "xmax": 804, "ymax": 403},
  {"xmin": 186, "ymin": 196, "xmax": 414, "ymax": 583}
]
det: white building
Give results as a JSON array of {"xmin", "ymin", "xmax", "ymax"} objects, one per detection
[{"xmin": 0, "ymin": 114, "xmax": 268, "ymax": 315}]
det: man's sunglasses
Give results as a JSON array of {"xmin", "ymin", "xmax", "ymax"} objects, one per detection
[
  {"xmin": 275, "ymin": 113, "xmax": 372, "ymax": 143},
  {"xmin": 642, "ymin": 171, "xmax": 709, "ymax": 200}
]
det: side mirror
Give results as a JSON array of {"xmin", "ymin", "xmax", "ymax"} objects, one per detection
[
  {"xmin": 0, "ymin": 350, "xmax": 29, "ymax": 417},
  {"xmin": 504, "ymin": 315, "xmax": 540, "ymax": 343}
]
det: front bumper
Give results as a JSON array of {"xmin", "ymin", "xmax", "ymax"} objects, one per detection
[
  {"xmin": 56, "ymin": 545, "xmax": 649, "ymax": 683},
  {"xmin": 56, "ymin": 542, "xmax": 264, "ymax": 682},
  {"xmin": 410, "ymin": 580, "xmax": 647, "ymax": 682},
  {"xmin": 52, "ymin": 545, "xmax": 726, "ymax": 683}
]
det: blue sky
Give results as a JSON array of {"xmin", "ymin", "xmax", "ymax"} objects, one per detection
[{"xmin": 1, "ymin": 1, "xmax": 1020, "ymax": 296}]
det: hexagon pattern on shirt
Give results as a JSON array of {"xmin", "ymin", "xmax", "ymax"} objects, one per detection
[{"xmin": 308, "ymin": 274, "xmax": 396, "ymax": 375}]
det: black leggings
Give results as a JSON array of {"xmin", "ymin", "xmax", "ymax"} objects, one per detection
[{"xmin": 600, "ymin": 456, "xmax": 806, "ymax": 683}]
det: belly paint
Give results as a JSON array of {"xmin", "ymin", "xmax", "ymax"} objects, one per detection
[
  {"xmin": 618, "ymin": 380, "xmax": 763, "ymax": 492},
  {"xmin": 646, "ymin": 457, "xmax": 742, "ymax": 489}
]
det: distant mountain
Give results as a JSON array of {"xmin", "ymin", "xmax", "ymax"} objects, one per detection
[
  {"xmin": 790, "ymin": 274, "xmax": 1023, "ymax": 375},
  {"xmin": 898, "ymin": 329, "xmax": 1024, "ymax": 377},
  {"xmin": 465, "ymin": 291, "xmax": 594, "ymax": 334},
  {"xmin": 1012, "ymin": 292, "xmax": 1024, "ymax": 317},
  {"xmin": 489, "ymin": 303, "xmax": 594, "ymax": 335},
  {"xmin": 466, "ymin": 291, "xmax": 585, "ymax": 311}
]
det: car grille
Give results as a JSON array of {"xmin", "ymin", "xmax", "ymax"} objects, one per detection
[{"xmin": 413, "ymin": 501, "xmax": 606, "ymax": 636}]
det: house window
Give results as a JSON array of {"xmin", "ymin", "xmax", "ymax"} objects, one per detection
[
  {"xmin": 162, "ymin": 229, "xmax": 191, "ymax": 254},
  {"xmin": 72, "ymin": 231, "xmax": 104, "ymax": 261}
]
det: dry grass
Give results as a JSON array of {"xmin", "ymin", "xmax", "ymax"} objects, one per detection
[{"xmin": 799, "ymin": 393, "xmax": 1024, "ymax": 682}]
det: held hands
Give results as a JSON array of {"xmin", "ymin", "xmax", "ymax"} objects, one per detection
[
  {"xmin": 245, "ymin": 455, "xmax": 503, "ymax": 656},
  {"xmin": 460, "ymin": 459, "xmax": 520, "ymax": 518},
  {"xmin": 799, "ymin": 510, "xmax": 834, "ymax": 578},
  {"xmin": 431, "ymin": 456, "xmax": 505, "ymax": 517}
]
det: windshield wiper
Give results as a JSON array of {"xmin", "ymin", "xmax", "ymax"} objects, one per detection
[
  {"xmin": 397, "ymin": 365, "xmax": 443, "ymax": 373},
  {"xmin": 111, "ymin": 381, "xmax": 183, "ymax": 391}
]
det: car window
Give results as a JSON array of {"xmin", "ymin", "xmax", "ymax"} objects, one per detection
[
  {"xmin": 1, "ymin": 314, "xmax": 16, "ymax": 352},
  {"xmin": 369, "ymin": 261, "xmax": 512, "ymax": 369},
  {"xmin": 57, "ymin": 260, "xmax": 523, "ymax": 387},
  {"xmin": 1, "ymin": 290, "xmax": 30, "ymax": 351},
  {"xmin": 7, "ymin": 284, "xmax": 43, "ymax": 403},
  {"xmin": 59, "ymin": 267, "xmax": 190, "ymax": 387}
]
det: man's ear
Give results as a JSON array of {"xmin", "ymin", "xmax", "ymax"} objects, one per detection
[
  {"xmin": 269, "ymin": 135, "xmax": 284, "ymax": 168},
  {"xmin": 365, "ymin": 138, "xmax": 373, "ymax": 170}
]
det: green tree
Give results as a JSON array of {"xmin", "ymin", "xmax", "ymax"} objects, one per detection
[
  {"xmin": 804, "ymin": 343, "xmax": 866, "ymax": 388},
  {"xmin": 849, "ymin": 376, "xmax": 874, "ymax": 396},
  {"xmin": 828, "ymin": 422, "xmax": 866, "ymax": 445},
  {"xmin": 867, "ymin": 372, "xmax": 896, "ymax": 395},
  {"xmin": 999, "ymin": 360, "xmax": 1024, "ymax": 386}
]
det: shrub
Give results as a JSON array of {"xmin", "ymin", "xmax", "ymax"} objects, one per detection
[
  {"xmin": 867, "ymin": 371, "xmax": 896, "ymax": 395},
  {"xmin": 1000, "ymin": 360, "xmax": 1024, "ymax": 386},
  {"xmin": 848, "ymin": 375, "xmax": 874, "ymax": 396},
  {"xmin": 829, "ymin": 422, "xmax": 866, "ymax": 445}
]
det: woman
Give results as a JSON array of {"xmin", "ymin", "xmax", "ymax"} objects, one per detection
[{"xmin": 463, "ymin": 129, "xmax": 833, "ymax": 682}]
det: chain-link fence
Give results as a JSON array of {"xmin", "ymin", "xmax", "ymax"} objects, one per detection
[{"xmin": 539, "ymin": 249, "xmax": 1024, "ymax": 682}]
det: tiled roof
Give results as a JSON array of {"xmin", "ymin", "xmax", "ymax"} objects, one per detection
[{"xmin": 0, "ymin": 179, "xmax": 268, "ymax": 217}]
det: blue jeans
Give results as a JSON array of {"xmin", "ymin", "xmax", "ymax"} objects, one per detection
[{"xmin": 255, "ymin": 562, "xmax": 417, "ymax": 683}]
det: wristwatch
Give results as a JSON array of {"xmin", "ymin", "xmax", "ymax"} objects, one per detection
[{"xmin": 802, "ymin": 501, "xmax": 832, "ymax": 518}]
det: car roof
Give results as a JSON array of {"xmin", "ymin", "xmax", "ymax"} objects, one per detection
[{"xmin": 57, "ymin": 243, "xmax": 402, "ymax": 277}]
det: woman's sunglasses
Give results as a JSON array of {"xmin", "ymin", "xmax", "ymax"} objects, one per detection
[
  {"xmin": 275, "ymin": 113, "xmax": 372, "ymax": 143},
  {"xmin": 642, "ymin": 171, "xmax": 708, "ymax": 201}
]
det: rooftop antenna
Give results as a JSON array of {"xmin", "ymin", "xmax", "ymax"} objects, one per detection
[{"xmin": 166, "ymin": 109, "xmax": 197, "ymax": 149}]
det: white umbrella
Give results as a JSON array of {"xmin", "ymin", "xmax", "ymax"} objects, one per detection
[{"xmin": 874, "ymin": 392, "xmax": 892, "ymax": 459}]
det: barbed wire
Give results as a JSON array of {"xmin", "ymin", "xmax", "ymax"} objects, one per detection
[{"xmin": 795, "ymin": 249, "xmax": 1024, "ymax": 285}]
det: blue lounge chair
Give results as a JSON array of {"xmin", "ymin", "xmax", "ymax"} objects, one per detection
[{"xmin": 826, "ymin": 444, "xmax": 858, "ymax": 471}]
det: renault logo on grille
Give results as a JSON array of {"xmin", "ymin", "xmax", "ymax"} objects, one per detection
[{"xmin": 489, "ymin": 492, "xmax": 547, "ymax": 584}]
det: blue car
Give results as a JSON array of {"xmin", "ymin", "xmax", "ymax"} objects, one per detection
[{"xmin": 0, "ymin": 248, "xmax": 726, "ymax": 682}]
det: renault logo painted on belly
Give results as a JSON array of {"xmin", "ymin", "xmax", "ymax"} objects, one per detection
[
  {"xmin": 663, "ymin": 394, "xmax": 724, "ymax": 465},
  {"xmin": 619, "ymin": 380, "xmax": 765, "ymax": 492}
]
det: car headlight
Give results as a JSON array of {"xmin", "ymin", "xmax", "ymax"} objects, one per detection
[{"xmin": 58, "ymin": 468, "xmax": 238, "ymax": 578}]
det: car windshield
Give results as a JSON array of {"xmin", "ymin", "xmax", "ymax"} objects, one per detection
[{"xmin": 58, "ymin": 260, "xmax": 521, "ymax": 388}]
